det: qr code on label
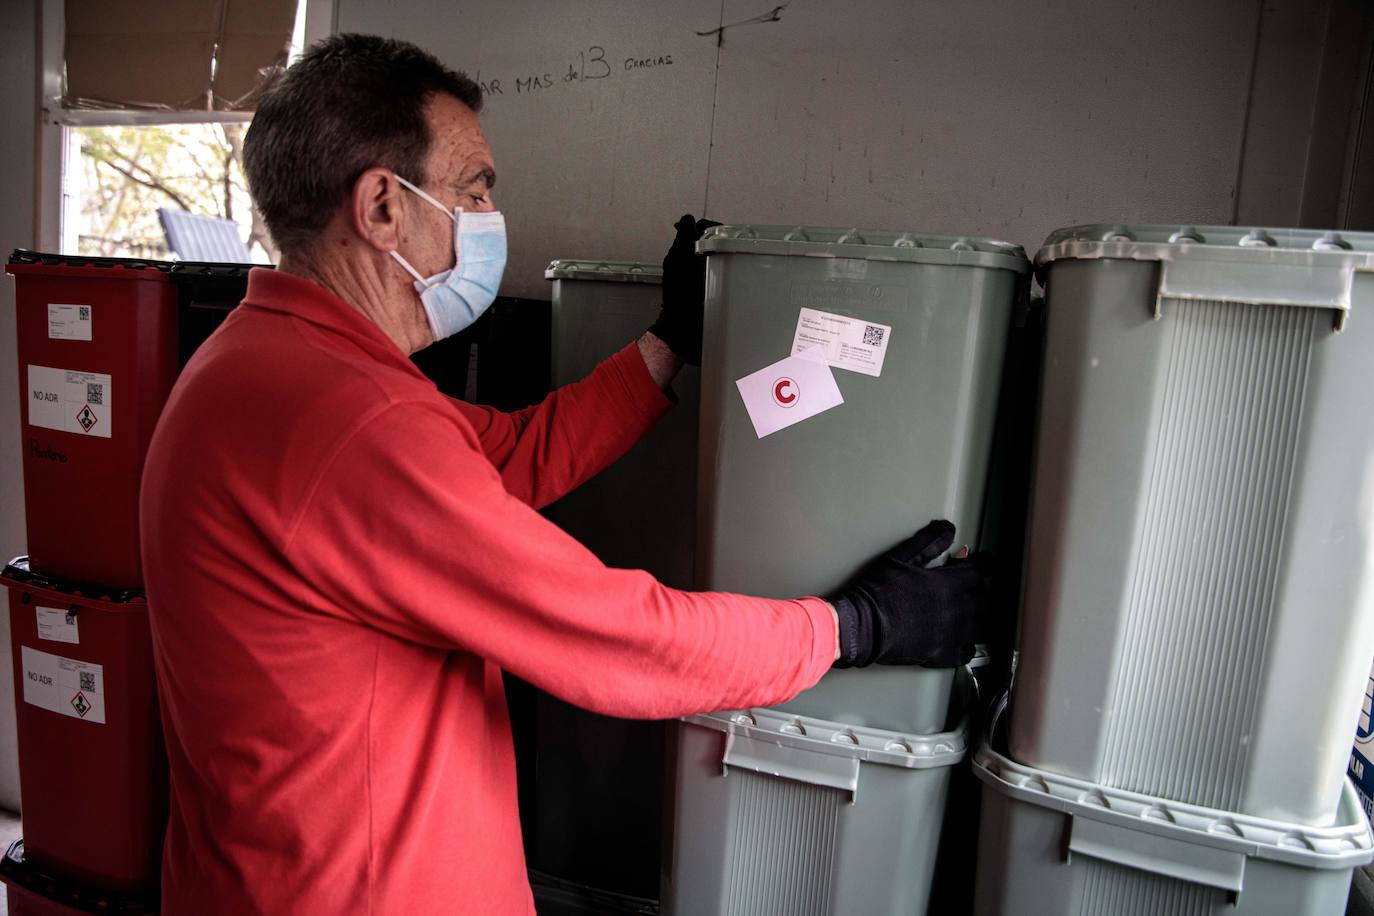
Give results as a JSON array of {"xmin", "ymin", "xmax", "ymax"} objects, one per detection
[
  {"xmin": 862, "ymin": 325, "xmax": 886, "ymax": 346},
  {"xmin": 79, "ymin": 671, "xmax": 95, "ymax": 692},
  {"xmin": 78, "ymin": 307, "xmax": 90, "ymax": 321},
  {"xmin": 86, "ymin": 383, "xmax": 102, "ymax": 405}
]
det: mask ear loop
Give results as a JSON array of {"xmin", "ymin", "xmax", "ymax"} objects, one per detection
[
  {"xmin": 390, "ymin": 172, "xmax": 463, "ymax": 287},
  {"xmin": 389, "ymin": 250, "xmax": 429, "ymax": 286},
  {"xmin": 393, "ymin": 173, "xmax": 457, "ymax": 222}
]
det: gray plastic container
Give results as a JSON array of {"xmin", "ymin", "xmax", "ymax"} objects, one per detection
[
  {"xmin": 535, "ymin": 260, "xmax": 691, "ymax": 901},
  {"xmin": 663, "ymin": 682, "xmax": 969, "ymax": 916},
  {"xmin": 1010, "ymin": 224, "xmax": 1374, "ymax": 825},
  {"xmin": 973, "ymin": 730, "xmax": 1374, "ymax": 915},
  {"xmin": 545, "ymin": 259, "xmax": 696, "ymax": 588},
  {"xmin": 696, "ymin": 225, "xmax": 1029, "ymax": 733}
]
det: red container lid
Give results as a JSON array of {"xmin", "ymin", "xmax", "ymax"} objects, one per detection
[
  {"xmin": 5, "ymin": 250, "xmax": 173, "ymax": 283},
  {"xmin": 0, "ymin": 559, "xmax": 145, "ymax": 610}
]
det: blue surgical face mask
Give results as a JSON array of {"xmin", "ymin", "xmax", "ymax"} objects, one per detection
[{"xmin": 389, "ymin": 174, "xmax": 507, "ymax": 341}]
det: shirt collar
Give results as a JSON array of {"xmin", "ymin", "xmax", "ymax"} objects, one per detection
[{"xmin": 241, "ymin": 268, "xmax": 425, "ymax": 376}]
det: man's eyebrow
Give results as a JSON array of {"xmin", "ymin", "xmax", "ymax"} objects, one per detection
[{"xmin": 456, "ymin": 166, "xmax": 496, "ymax": 189}]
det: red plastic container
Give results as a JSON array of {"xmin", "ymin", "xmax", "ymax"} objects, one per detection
[
  {"xmin": 2, "ymin": 560, "xmax": 167, "ymax": 894},
  {"xmin": 6, "ymin": 884, "xmax": 86, "ymax": 916},
  {"xmin": 5, "ymin": 252, "xmax": 178, "ymax": 589},
  {"xmin": 0, "ymin": 838, "xmax": 154, "ymax": 914}
]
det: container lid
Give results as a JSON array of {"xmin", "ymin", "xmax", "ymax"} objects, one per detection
[
  {"xmin": 544, "ymin": 260, "xmax": 663, "ymax": 284},
  {"xmin": 1037, "ymin": 224, "xmax": 1374, "ymax": 268},
  {"xmin": 685, "ymin": 696, "xmax": 968, "ymax": 772},
  {"xmin": 169, "ymin": 260, "xmax": 261, "ymax": 280},
  {"xmin": 697, "ymin": 224, "xmax": 1030, "ymax": 274},
  {"xmin": 1, "ymin": 557, "xmax": 145, "ymax": 606},
  {"xmin": 1036, "ymin": 225, "xmax": 1374, "ymax": 331},
  {"xmin": 974, "ymin": 732, "xmax": 1374, "ymax": 871},
  {"xmin": 7, "ymin": 248, "xmax": 173, "ymax": 276}
]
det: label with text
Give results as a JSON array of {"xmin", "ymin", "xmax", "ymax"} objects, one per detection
[
  {"xmin": 36, "ymin": 606, "xmax": 79, "ymax": 644},
  {"xmin": 27, "ymin": 365, "xmax": 112, "ymax": 439},
  {"xmin": 21, "ymin": 646, "xmax": 104, "ymax": 725},
  {"xmin": 791, "ymin": 308, "xmax": 892, "ymax": 378},
  {"xmin": 1351, "ymin": 656, "xmax": 1374, "ymax": 816},
  {"xmin": 48, "ymin": 304, "xmax": 92, "ymax": 341}
]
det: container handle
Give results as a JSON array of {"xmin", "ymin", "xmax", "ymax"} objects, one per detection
[
  {"xmin": 721, "ymin": 731, "xmax": 862, "ymax": 803},
  {"xmin": 1155, "ymin": 258, "xmax": 1356, "ymax": 332},
  {"xmin": 1067, "ymin": 813, "xmax": 1247, "ymax": 897}
]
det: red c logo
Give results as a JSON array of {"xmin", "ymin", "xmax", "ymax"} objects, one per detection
[{"xmin": 772, "ymin": 377, "xmax": 798, "ymax": 407}]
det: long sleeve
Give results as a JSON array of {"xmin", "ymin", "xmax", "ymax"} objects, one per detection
[
  {"xmin": 451, "ymin": 343, "xmax": 672, "ymax": 509},
  {"xmin": 283, "ymin": 399, "xmax": 835, "ymax": 719}
]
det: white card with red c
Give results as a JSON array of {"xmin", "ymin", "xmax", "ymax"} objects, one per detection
[{"xmin": 735, "ymin": 346, "xmax": 844, "ymax": 439}]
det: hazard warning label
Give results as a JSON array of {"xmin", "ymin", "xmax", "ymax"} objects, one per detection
[
  {"xmin": 26, "ymin": 365, "xmax": 112, "ymax": 439},
  {"xmin": 20, "ymin": 646, "xmax": 105, "ymax": 724}
]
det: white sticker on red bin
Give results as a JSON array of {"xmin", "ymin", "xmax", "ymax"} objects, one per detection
[
  {"xmin": 35, "ymin": 606, "xmax": 79, "ymax": 644},
  {"xmin": 26, "ymin": 364, "xmax": 112, "ymax": 439},
  {"xmin": 47, "ymin": 304, "xmax": 93, "ymax": 341},
  {"xmin": 20, "ymin": 646, "xmax": 105, "ymax": 725}
]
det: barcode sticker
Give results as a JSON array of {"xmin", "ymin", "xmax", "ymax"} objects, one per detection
[
  {"xmin": 35, "ymin": 606, "xmax": 79, "ymax": 644},
  {"xmin": 20, "ymin": 646, "xmax": 105, "ymax": 724},
  {"xmin": 790, "ymin": 308, "xmax": 893, "ymax": 378},
  {"xmin": 47, "ymin": 304, "xmax": 92, "ymax": 341}
]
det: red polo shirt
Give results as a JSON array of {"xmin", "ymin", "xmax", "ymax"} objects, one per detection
[{"xmin": 139, "ymin": 269, "xmax": 835, "ymax": 915}]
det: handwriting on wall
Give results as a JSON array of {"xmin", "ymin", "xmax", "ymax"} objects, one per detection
[{"xmin": 477, "ymin": 45, "xmax": 675, "ymax": 100}]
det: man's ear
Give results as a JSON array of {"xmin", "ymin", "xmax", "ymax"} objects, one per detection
[{"xmin": 350, "ymin": 167, "xmax": 405, "ymax": 253}]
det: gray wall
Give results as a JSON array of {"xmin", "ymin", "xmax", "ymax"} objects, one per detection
[{"xmin": 336, "ymin": 0, "xmax": 1348, "ymax": 299}]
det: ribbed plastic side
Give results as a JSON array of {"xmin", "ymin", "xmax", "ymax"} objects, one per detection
[
  {"xmin": 1100, "ymin": 298, "xmax": 1317, "ymax": 808},
  {"xmin": 1079, "ymin": 859, "xmax": 1215, "ymax": 915},
  {"xmin": 723, "ymin": 771, "xmax": 837, "ymax": 916}
]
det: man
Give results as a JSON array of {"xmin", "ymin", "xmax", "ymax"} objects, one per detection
[{"xmin": 139, "ymin": 34, "xmax": 980, "ymax": 915}]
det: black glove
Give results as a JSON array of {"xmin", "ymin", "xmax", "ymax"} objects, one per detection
[
  {"xmin": 831, "ymin": 520, "xmax": 982, "ymax": 669},
  {"xmin": 646, "ymin": 214, "xmax": 720, "ymax": 365}
]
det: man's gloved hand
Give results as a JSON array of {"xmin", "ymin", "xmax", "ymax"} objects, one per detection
[
  {"xmin": 831, "ymin": 519, "xmax": 982, "ymax": 669},
  {"xmin": 646, "ymin": 214, "xmax": 720, "ymax": 366}
]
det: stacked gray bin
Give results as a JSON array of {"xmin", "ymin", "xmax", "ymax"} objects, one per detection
[
  {"xmin": 976, "ymin": 224, "xmax": 1374, "ymax": 915},
  {"xmin": 535, "ymin": 260, "xmax": 691, "ymax": 903},
  {"xmin": 664, "ymin": 675, "xmax": 971, "ymax": 916},
  {"xmin": 975, "ymin": 703, "xmax": 1374, "ymax": 916},
  {"xmin": 692, "ymin": 225, "xmax": 1030, "ymax": 734},
  {"xmin": 664, "ymin": 225, "xmax": 1027, "ymax": 914},
  {"xmin": 545, "ymin": 259, "xmax": 697, "ymax": 589},
  {"xmin": 1009, "ymin": 225, "xmax": 1374, "ymax": 824}
]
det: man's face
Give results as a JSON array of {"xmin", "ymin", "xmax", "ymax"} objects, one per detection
[{"xmin": 399, "ymin": 91, "xmax": 497, "ymax": 281}]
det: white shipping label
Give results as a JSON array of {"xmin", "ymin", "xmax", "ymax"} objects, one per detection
[
  {"xmin": 35, "ymin": 606, "xmax": 79, "ymax": 644},
  {"xmin": 1352, "ymin": 657, "xmax": 1374, "ymax": 782},
  {"xmin": 735, "ymin": 346, "xmax": 844, "ymax": 439},
  {"xmin": 790, "ymin": 308, "xmax": 893, "ymax": 378},
  {"xmin": 47, "ymin": 304, "xmax": 92, "ymax": 341},
  {"xmin": 27, "ymin": 365, "xmax": 112, "ymax": 439},
  {"xmin": 20, "ymin": 646, "xmax": 105, "ymax": 725}
]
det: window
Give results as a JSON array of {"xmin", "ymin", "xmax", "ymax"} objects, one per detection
[
  {"xmin": 46, "ymin": 0, "xmax": 319, "ymax": 262},
  {"xmin": 71, "ymin": 123, "xmax": 273, "ymax": 262}
]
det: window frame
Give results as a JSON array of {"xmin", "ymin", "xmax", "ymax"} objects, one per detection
[{"xmin": 36, "ymin": 0, "xmax": 336, "ymax": 253}]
